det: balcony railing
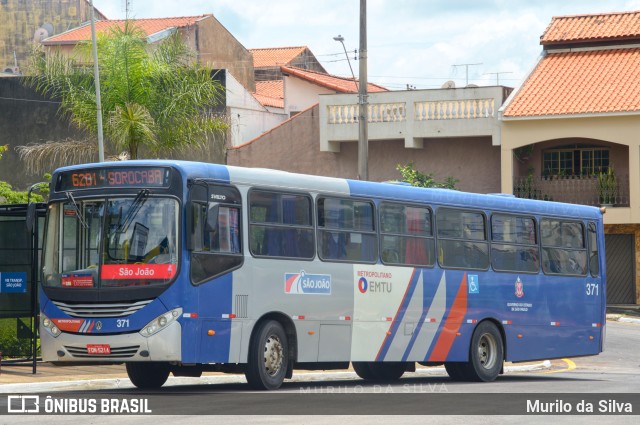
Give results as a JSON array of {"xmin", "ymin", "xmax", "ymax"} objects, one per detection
[
  {"xmin": 319, "ymin": 86, "xmax": 510, "ymax": 152},
  {"xmin": 414, "ymin": 98, "xmax": 496, "ymax": 120},
  {"xmin": 513, "ymin": 174, "xmax": 630, "ymax": 207},
  {"xmin": 327, "ymin": 102, "xmax": 407, "ymax": 124}
]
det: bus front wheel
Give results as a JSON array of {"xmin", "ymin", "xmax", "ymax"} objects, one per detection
[
  {"xmin": 245, "ymin": 320, "xmax": 289, "ymax": 390},
  {"xmin": 126, "ymin": 362, "xmax": 170, "ymax": 389}
]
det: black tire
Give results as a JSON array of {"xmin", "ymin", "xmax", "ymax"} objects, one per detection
[
  {"xmin": 352, "ymin": 362, "xmax": 376, "ymax": 380},
  {"xmin": 461, "ymin": 321, "xmax": 504, "ymax": 382},
  {"xmin": 353, "ymin": 361, "xmax": 406, "ymax": 381},
  {"xmin": 444, "ymin": 362, "xmax": 466, "ymax": 381},
  {"xmin": 126, "ymin": 362, "xmax": 170, "ymax": 389},
  {"xmin": 245, "ymin": 320, "xmax": 288, "ymax": 390}
]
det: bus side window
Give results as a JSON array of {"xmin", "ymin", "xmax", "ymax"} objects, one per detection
[
  {"xmin": 248, "ymin": 190, "xmax": 314, "ymax": 259},
  {"xmin": 491, "ymin": 214, "xmax": 539, "ymax": 273},
  {"xmin": 541, "ymin": 219, "xmax": 587, "ymax": 276},
  {"xmin": 437, "ymin": 208, "xmax": 489, "ymax": 270},
  {"xmin": 318, "ymin": 197, "xmax": 377, "ymax": 263}
]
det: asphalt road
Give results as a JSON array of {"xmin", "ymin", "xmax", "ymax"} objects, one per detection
[{"xmin": 3, "ymin": 321, "xmax": 639, "ymax": 424}]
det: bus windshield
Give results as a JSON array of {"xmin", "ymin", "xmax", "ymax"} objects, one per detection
[{"xmin": 42, "ymin": 196, "xmax": 179, "ymax": 290}]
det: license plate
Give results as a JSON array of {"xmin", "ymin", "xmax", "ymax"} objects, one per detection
[{"xmin": 86, "ymin": 344, "xmax": 111, "ymax": 355}]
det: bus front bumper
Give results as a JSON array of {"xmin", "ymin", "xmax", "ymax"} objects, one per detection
[{"xmin": 40, "ymin": 321, "xmax": 182, "ymax": 362}]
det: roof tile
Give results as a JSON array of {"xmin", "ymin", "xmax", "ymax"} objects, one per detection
[
  {"xmin": 250, "ymin": 46, "xmax": 308, "ymax": 68},
  {"xmin": 541, "ymin": 10, "xmax": 640, "ymax": 45},
  {"xmin": 254, "ymin": 80, "xmax": 284, "ymax": 108},
  {"xmin": 504, "ymin": 48, "xmax": 640, "ymax": 117}
]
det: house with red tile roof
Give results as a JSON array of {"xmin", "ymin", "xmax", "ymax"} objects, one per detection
[
  {"xmin": 250, "ymin": 46, "xmax": 326, "ymax": 81},
  {"xmin": 41, "ymin": 14, "xmax": 256, "ymax": 92},
  {"xmin": 500, "ymin": 10, "xmax": 640, "ymax": 305}
]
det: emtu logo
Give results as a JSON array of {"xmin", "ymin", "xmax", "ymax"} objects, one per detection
[{"xmin": 358, "ymin": 277, "xmax": 368, "ymax": 294}]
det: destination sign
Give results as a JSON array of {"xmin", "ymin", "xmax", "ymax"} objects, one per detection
[{"xmin": 56, "ymin": 167, "xmax": 171, "ymax": 191}]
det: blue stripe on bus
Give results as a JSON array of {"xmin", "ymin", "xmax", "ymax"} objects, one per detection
[
  {"xmin": 376, "ymin": 268, "xmax": 420, "ymax": 361},
  {"xmin": 401, "ymin": 269, "xmax": 441, "ymax": 362}
]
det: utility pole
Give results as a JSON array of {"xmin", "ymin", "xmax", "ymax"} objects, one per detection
[
  {"xmin": 358, "ymin": 0, "xmax": 368, "ymax": 181},
  {"xmin": 453, "ymin": 62, "xmax": 482, "ymax": 86},
  {"xmin": 89, "ymin": 0, "xmax": 105, "ymax": 162}
]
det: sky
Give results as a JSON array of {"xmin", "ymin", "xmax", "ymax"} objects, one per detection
[{"xmin": 93, "ymin": 0, "xmax": 640, "ymax": 90}]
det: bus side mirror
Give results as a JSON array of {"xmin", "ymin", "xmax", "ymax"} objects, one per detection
[{"xmin": 26, "ymin": 202, "xmax": 36, "ymax": 232}]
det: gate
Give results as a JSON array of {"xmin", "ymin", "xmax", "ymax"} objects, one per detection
[{"xmin": 604, "ymin": 234, "xmax": 636, "ymax": 304}]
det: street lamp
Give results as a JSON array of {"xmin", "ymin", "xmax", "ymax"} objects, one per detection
[{"xmin": 333, "ymin": 35, "xmax": 358, "ymax": 91}]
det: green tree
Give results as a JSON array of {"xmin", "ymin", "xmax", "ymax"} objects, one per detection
[
  {"xmin": 0, "ymin": 145, "xmax": 48, "ymax": 203},
  {"xmin": 396, "ymin": 163, "xmax": 458, "ymax": 189},
  {"xmin": 19, "ymin": 21, "xmax": 227, "ymax": 173}
]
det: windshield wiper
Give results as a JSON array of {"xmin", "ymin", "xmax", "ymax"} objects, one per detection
[
  {"xmin": 116, "ymin": 189, "xmax": 150, "ymax": 234},
  {"xmin": 65, "ymin": 192, "xmax": 88, "ymax": 229}
]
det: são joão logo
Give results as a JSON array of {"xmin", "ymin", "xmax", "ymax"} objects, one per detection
[{"xmin": 285, "ymin": 271, "xmax": 332, "ymax": 295}]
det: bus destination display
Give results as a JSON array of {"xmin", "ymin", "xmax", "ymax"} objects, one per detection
[{"xmin": 56, "ymin": 167, "xmax": 171, "ymax": 191}]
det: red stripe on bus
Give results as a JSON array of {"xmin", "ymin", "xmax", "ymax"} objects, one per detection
[{"xmin": 428, "ymin": 273, "xmax": 468, "ymax": 362}]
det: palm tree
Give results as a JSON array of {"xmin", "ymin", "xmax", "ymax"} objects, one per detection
[{"xmin": 19, "ymin": 21, "xmax": 227, "ymax": 173}]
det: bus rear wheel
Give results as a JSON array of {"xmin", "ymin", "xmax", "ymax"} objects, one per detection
[
  {"xmin": 126, "ymin": 362, "xmax": 170, "ymax": 389},
  {"xmin": 461, "ymin": 321, "xmax": 504, "ymax": 382},
  {"xmin": 245, "ymin": 320, "xmax": 288, "ymax": 390},
  {"xmin": 352, "ymin": 362, "xmax": 406, "ymax": 381}
]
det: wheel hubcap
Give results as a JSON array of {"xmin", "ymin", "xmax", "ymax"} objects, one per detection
[
  {"xmin": 477, "ymin": 332, "xmax": 498, "ymax": 370},
  {"xmin": 263, "ymin": 334, "xmax": 283, "ymax": 377}
]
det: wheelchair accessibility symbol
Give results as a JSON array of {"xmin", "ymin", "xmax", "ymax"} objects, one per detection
[{"xmin": 468, "ymin": 275, "xmax": 479, "ymax": 294}]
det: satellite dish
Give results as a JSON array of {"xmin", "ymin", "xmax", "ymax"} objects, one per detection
[
  {"xmin": 441, "ymin": 80, "xmax": 456, "ymax": 89},
  {"xmin": 33, "ymin": 27, "xmax": 50, "ymax": 43}
]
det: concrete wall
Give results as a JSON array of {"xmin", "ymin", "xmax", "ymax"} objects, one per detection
[
  {"xmin": 227, "ymin": 104, "xmax": 500, "ymax": 193},
  {"xmin": 193, "ymin": 16, "xmax": 255, "ymax": 93},
  {"xmin": 0, "ymin": 76, "xmax": 85, "ymax": 190},
  {"xmin": 0, "ymin": 0, "xmax": 105, "ymax": 74}
]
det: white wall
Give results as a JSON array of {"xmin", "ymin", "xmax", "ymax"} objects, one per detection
[
  {"xmin": 224, "ymin": 71, "xmax": 287, "ymax": 146},
  {"xmin": 284, "ymin": 75, "xmax": 335, "ymax": 116}
]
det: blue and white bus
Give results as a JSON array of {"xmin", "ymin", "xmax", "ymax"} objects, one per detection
[{"xmin": 39, "ymin": 160, "xmax": 606, "ymax": 389}]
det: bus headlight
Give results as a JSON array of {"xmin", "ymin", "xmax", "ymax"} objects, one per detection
[
  {"xmin": 41, "ymin": 314, "xmax": 60, "ymax": 338},
  {"xmin": 140, "ymin": 308, "xmax": 182, "ymax": 337}
]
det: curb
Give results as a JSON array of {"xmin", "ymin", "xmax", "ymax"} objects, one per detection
[
  {"xmin": 0, "ymin": 361, "xmax": 551, "ymax": 394},
  {"xmin": 607, "ymin": 314, "xmax": 640, "ymax": 324}
]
